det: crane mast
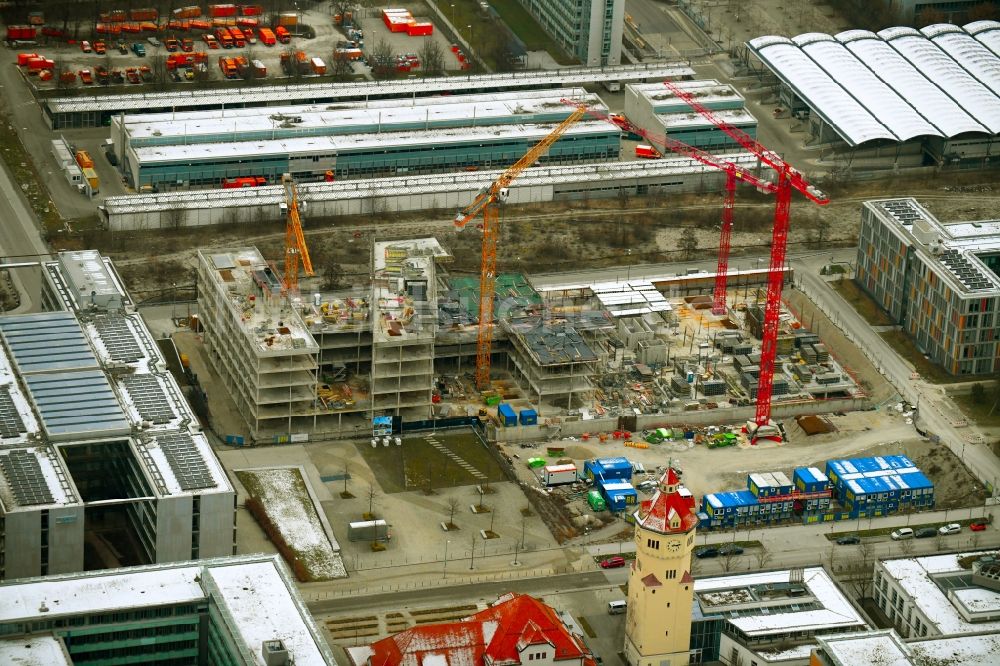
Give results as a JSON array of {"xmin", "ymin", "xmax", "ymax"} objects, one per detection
[
  {"xmin": 660, "ymin": 80, "xmax": 829, "ymax": 440},
  {"xmin": 455, "ymin": 105, "xmax": 589, "ymax": 390},
  {"xmin": 282, "ymin": 173, "xmax": 314, "ymax": 293}
]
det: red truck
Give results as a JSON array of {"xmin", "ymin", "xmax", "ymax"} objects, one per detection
[
  {"xmin": 275, "ymin": 25, "xmax": 291, "ymax": 44},
  {"xmin": 635, "ymin": 144, "xmax": 661, "ymax": 159},
  {"xmin": 215, "ymin": 27, "xmax": 233, "ymax": 48},
  {"xmin": 258, "ymin": 27, "xmax": 276, "ymax": 46},
  {"xmin": 228, "ymin": 26, "xmax": 246, "ymax": 47},
  {"xmin": 222, "ymin": 176, "xmax": 266, "ymax": 188}
]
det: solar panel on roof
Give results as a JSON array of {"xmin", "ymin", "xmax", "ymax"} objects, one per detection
[
  {"xmin": 121, "ymin": 374, "xmax": 176, "ymax": 424},
  {"xmin": 0, "ymin": 450, "xmax": 54, "ymax": 506},
  {"xmin": 94, "ymin": 316, "xmax": 144, "ymax": 362},
  {"xmin": 157, "ymin": 432, "xmax": 215, "ymax": 490},
  {"xmin": 0, "ymin": 385, "xmax": 27, "ymax": 439}
]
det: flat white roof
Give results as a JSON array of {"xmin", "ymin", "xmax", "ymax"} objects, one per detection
[
  {"xmin": 748, "ymin": 23, "xmax": 1000, "ymax": 145},
  {"xmin": 206, "ymin": 560, "xmax": 331, "ymax": 666},
  {"xmin": 657, "ymin": 108, "xmax": 757, "ymax": 130},
  {"xmin": 817, "ymin": 631, "xmax": 910, "ymax": 666},
  {"xmin": 106, "ymin": 153, "xmax": 766, "ymax": 214},
  {"xmin": 122, "ymin": 90, "xmax": 603, "ymax": 142},
  {"xmin": 0, "ymin": 635, "xmax": 72, "ymax": 666},
  {"xmin": 0, "ymin": 555, "xmax": 333, "ymax": 665},
  {"xmin": 133, "ymin": 121, "xmax": 617, "ymax": 164},
  {"xmin": 910, "ymin": 633, "xmax": 1000, "ymax": 665},
  {"xmin": 593, "ymin": 280, "xmax": 673, "ymax": 317},
  {"xmin": 630, "ymin": 79, "xmax": 744, "ymax": 107},
  {"xmin": 880, "ymin": 550, "xmax": 1000, "ymax": 634},
  {"xmin": 694, "ymin": 567, "xmax": 866, "ymax": 636},
  {"xmin": 46, "ymin": 62, "xmax": 696, "ymax": 113},
  {"xmin": 116, "ymin": 87, "xmax": 591, "ymax": 125}
]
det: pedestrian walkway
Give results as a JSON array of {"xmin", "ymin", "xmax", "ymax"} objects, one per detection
[{"xmin": 426, "ymin": 434, "xmax": 486, "ymax": 481}]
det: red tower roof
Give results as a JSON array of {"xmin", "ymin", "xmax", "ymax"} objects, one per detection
[{"xmin": 633, "ymin": 469, "xmax": 697, "ymax": 534}]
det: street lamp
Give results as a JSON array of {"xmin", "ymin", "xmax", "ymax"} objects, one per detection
[
  {"xmin": 626, "ymin": 248, "xmax": 632, "ymax": 281},
  {"xmin": 443, "ymin": 539, "xmax": 451, "ymax": 578},
  {"xmin": 467, "ymin": 24, "xmax": 473, "ymax": 44},
  {"xmin": 450, "ymin": 3, "xmax": 455, "ymax": 25}
]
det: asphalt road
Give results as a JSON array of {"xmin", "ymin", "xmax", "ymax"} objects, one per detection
[{"xmin": 0, "ymin": 153, "xmax": 51, "ymax": 313}]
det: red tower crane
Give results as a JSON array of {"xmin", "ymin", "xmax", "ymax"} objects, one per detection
[
  {"xmin": 570, "ymin": 103, "xmax": 778, "ymax": 315},
  {"xmin": 660, "ymin": 80, "xmax": 829, "ymax": 440}
]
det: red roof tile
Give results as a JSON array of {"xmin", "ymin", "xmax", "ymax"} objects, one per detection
[
  {"xmin": 362, "ymin": 594, "xmax": 589, "ymax": 666},
  {"xmin": 633, "ymin": 470, "xmax": 697, "ymax": 535},
  {"xmin": 640, "ymin": 573, "xmax": 662, "ymax": 588}
]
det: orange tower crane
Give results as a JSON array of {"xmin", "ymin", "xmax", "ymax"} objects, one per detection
[
  {"xmin": 281, "ymin": 173, "xmax": 314, "ymax": 292},
  {"xmin": 568, "ymin": 103, "xmax": 778, "ymax": 315},
  {"xmin": 661, "ymin": 80, "xmax": 829, "ymax": 441},
  {"xmin": 455, "ymin": 103, "xmax": 589, "ymax": 390}
]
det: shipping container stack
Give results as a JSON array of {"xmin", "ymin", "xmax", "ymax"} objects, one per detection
[
  {"xmin": 698, "ymin": 466, "xmax": 834, "ymax": 529},
  {"xmin": 825, "ymin": 455, "xmax": 934, "ymax": 517},
  {"xmin": 584, "ymin": 457, "xmax": 636, "ymax": 512},
  {"xmin": 381, "ymin": 8, "xmax": 434, "ymax": 36}
]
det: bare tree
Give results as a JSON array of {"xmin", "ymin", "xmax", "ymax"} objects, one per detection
[
  {"xmin": 418, "ymin": 38, "xmax": 445, "ymax": 77},
  {"xmin": 445, "ymin": 497, "xmax": 459, "ymax": 529},
  {"xmin": 331, "ymin": 53, "xmax": 353, "ymax": 82},
  {"xmin": 843, "ymin": 540, "xmax": 876, "ymax": 599},
  {"xmin": 753, "ymin": 546, "xmax": 773, "ymax": 570},
  {"xmin": 679, "ymin": 228, "xmax": 699, "ymax": 259},
  {"xmin": 899, "ymin": 537, "xmax": 915, "ymax": 555},
  {"xmin": 150, "ymin": 54, "xmax": 169, "ymax": 90},
  {"xmin": 341, "ymin": 465, "xmax": 354, "ymax": 498},
  {"xmin": 164, "ymin": 207, "xmax": 187, "ymax": 230},
  {"xmin": 369, "ymin": 38, "xmax": 396, "ymax": 80},
  {"xmin": 366, "ymin": 482, "xmax": 377, "ymax": 519}
]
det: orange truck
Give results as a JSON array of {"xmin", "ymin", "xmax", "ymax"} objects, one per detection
[
  {"xmin": 165, "ymin": 37, "xmax": 179, "ymax": 51},
  {"xmin": 228, "ymin": 26, "xmax": 245, "ymax": 47},
  {"xmin": 75, "ymin": 150, "xmax": 94, "ymax": 169},
  {"xmin": 275, "ymin": 25, "xmax": 290, "ymax": 43},
  {"xmin": 202, "ymin": 33, "xmax": 219, "ymax": 49},
  {"xmin": 258, "ymin": 27, "xmax": 275, "ymax": 46},
  {"xmin": 215, "ymin": 27, "xmax": 233, "ymax": 47},
  {"xmin": 218, "ymin": 56, "xmax": 237, "ymax": 78}
]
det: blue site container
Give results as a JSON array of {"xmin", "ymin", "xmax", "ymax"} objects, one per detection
[
  {"xmin": 497, "ymin": 403, "xmax": 517, "ymax": 427},
  {"xmin": 599, "ymin": 480, "xmax": 638, "ymax": 512},
  {"xmin": 519, "ymin": 408, "xmax": 538, "ymax": 425},
  {"xmin": 794, "ymin": 467, "xmax": 830, "ymax": 494},
  {"xmin": 584, "ymin": 457, "xmax": 633, "ymax": 483}
]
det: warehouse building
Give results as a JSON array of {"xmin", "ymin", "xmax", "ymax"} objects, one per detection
[
  {"xmin": 516, "ymin": 0, "xmax": 625, "ymax": 66},
  {"xmin": 744, "ymin": 22, "xmax": 1000, "ymax": 167},
  {"xmin": 691, "ymin": 567, "xmax": 868, "ymax": 664},
  {"xmin": 855, "ymin": 198, "xmax": 1000, "ymax": 375},
  {"xmin": 874, "ymin": 550, "xmax": 1000, "ymax": 638},
  {"xmin": 624, "ymin": 80, "xmax": 757, "ymax": 151},
  {"xmin": 0, "ymin": 554, "xmax": 334, "ymax": 665},
  {"xmin": 123, "ymin": 121, "xmax": 621, "ymax": 188},
  {"xmin": 102, "ymin": 152, "xmax": 766, "ymax": 231},
  {"xmin": 111, "ymin": 88, "xmax": 601, "ymax": 150},
  {"xmin": 43, "ymin": 62, "xmax": 693, "ymax": 128},
  {"xmin": 0, "ymin": 250, "xmax": 235, "ymax": 580},
  {"xmin": 882, "ymin": 0, "xmax": 995, "ymax": 22}
]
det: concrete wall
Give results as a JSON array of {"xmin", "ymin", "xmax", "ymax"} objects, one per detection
[
  {"xmin": 48, "ymin": 506, "xmax": 85, "ymax": 575},
  {"xmin": 493, "ymin": 398, "xmax": 869, "ymax": 443},
  {"xmin": 199, "ymin": 491, "xmax": 237, "ymax": 558},
  {"xmin": 155, "ymin": 494, "xmax": 194, "ymax": 563},
  {"xmin": 3, "ymin": 511, "xmax": 41, "ymax": 579}
]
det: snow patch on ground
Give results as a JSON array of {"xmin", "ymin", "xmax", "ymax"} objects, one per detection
[{"xmin": 240, "ymin": 468, "xmax": 346, "ymax": 580}]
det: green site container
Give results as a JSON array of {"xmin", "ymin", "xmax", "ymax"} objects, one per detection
[
  {"xmin": 527, "ymin": 457, "xmax": 546, "ymax": 469},
  {"xmin": 587, "ymin": 490, "xmax": 607, "ymax": 511},
  {"xmin": 484, "ymin": 394, "xmax": 502, "ymax": 406}
]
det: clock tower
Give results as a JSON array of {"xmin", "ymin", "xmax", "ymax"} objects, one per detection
[{"xmin": 623, "ymin": 468, "xmax": 697, "ymax": 666}]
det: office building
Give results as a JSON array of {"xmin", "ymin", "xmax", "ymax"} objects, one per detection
[
  {"xmin": 814, "ymin": 629, "xmax": 1000, "ymax": 666},
  {"xmin": 0, "ymin": 554, "xmax": 335, "ymax": 665},
  {"xmin": 855, "ymin": 198, "xmax": 1000, "ymax": 375},
  {"xmin": 0, "ymin": 250, "xmax": 235, "ymax": 580},
  {"xmin": 517, "ymin": 0, "xmax": 625, "ymax": 66}
]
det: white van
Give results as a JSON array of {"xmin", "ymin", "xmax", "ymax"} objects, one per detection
[
  {"xmin": 890, "ymin": 528, "xmax": 914, "ymax": 541},
  {"xmin": 608, "ymin": 600, "xmax": 627, "ymax": 615}
]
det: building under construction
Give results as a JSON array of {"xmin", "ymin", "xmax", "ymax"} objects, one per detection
[{"xmin": 196, "ymin": 237, "xmax": 864, "ymax": 441}]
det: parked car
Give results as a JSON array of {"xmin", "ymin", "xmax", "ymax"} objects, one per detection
[
  {"xmin": 600, "ymin": 556, "xmax": 626, "ymax": 569},
  {"xmin": 147, "ymin": 36, "xmax": 161, "ymax": 47},
  {"xmin": 93, "ymin": 41, "xmax": 106, "ymax": 54},
  {"xmin": 80, "ymin": 40, "xmax": 92, "ymax": 53},
  {"xmin": 131, "ymin": 42, "xmax": 146, "ymax": 56},
  {"xmin": 117, "ymin": 41, "xmax": 129, "ymax": 54},
  {"xmin": 718, "ymin": 544, "xmax": 744, "ymax": 556},
  {"xmin": 890, "ymin": 528, "xmax": 914, "ymax": 541},
  {"xmin": 970, "ymin": 521, "xmax": 988, "ymax": 532},
  {"xmin": 836, "ymin": 535, "xmax": 861, "ymax": 545},
  {"xmin": 915, "ymin": 527, "xmax": 938, "ymax": 539},
  {"xmin": 695, "ymin": 547, "xmax": 719, "ymax": 559},
  {"xmin": 938, "ymin": 523, "xmax": 961, "ymax": 536}
]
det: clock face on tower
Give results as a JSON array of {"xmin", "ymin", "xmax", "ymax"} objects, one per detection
[{"xmin": 665, "ymin": 539, "xmax": 681, "ymax": 553}]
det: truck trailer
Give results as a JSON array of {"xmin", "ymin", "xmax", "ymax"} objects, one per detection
[{"xmin": 348, "ymin": 519, "xmax": 390, "ymax": 542}]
